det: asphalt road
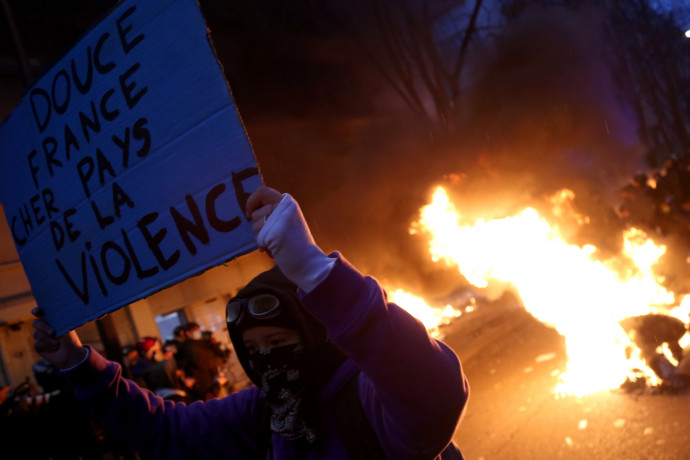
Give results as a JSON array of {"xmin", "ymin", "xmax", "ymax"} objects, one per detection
[{"xmin": 443, "ymin": 298, "xmax": 690, "ymax": 460}]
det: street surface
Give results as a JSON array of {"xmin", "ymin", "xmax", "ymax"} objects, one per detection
[{"xmin": 444, "ymin": 297, "xmax": 690, "ymax": 460}]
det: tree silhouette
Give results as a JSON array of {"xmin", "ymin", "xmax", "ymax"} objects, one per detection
[
  {"xmin": 604, "ymin": 0, "xmax": 690, "ymax": 166},
  {"xmin": 320, "ymin": 0, "xmax": 495, "ymax": 134}
]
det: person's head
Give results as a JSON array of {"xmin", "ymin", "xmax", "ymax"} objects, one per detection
[
  {"xmin": 137, "ymin": 337, "xmax": 163, "ymax": 362},
  {"xmin": 184, "ymin": 322, "xmax": 202, "ymax": 341},
  {"xmin": 226, "ymin": 265, "xmax": 346, "ymax": 441},
  {"xmin": 201, "ymin": 330, "xmax": 219, "ymax": 344},
  {"xmin": 161, "ymin": 340, "xmax": 178, "ymax": 359},
  {"xmin": 123, "ymin": 345, "xmax": 140, "ymax": 365},
  {"xmin": 173, "ymin": 325, "xmax": 185, "ymax": 342}
]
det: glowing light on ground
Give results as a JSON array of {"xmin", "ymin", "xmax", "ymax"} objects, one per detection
[{"xmin": 412, "ymin": 186, "xmax": 679, "ymax": 396}]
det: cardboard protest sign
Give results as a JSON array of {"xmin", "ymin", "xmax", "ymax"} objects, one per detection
[{"xmin": 0, "ymin": 0, "xmax": 262, "ymax": 335}]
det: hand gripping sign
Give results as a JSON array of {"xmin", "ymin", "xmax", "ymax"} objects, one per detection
[{"xmin": 0, "ymin": 0, "xmax": 262, "ymax": 335}]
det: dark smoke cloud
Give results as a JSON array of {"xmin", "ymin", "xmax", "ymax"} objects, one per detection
[
  {"xmin": 246, "ymin": 4, "xmax": 649, "ymax": 301},
  {"xmin": 249, "ymin": 116, "xmax": 463, "ymax": 299},
  {"xmin": 460, "ymin": 5, "xmax": 644, "ymax": 207}
]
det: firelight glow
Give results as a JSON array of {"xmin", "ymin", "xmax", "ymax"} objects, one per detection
[
  {"xmin": 411, "ymin": 185, "xmax": 682, "ymax": 396},
  {"xmin": 388, "ymin": 290, "xmax": 461, "ymax": 338}
]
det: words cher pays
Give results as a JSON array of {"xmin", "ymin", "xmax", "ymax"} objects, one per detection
[{"xmin": 0, "ymin": 0, "xmax": 262, "ymax": 335}]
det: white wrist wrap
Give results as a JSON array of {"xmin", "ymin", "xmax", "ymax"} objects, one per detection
[{"xmin": 258, "ymin": 194, "xmax": 335, "ymax": 292}]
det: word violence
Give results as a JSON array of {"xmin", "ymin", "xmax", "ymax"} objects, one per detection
[{"xmin": 55, "ymin": 169, "xmax": 258, "ymax": 306}]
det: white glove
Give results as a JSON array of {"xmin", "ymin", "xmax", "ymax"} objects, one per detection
[{"xmin": 257, "ymin": 194, "xmax": 335, "ymax": 292}]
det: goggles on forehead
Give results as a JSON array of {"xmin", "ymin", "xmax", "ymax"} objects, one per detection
[{"xmin": 226, "ymin": 293, "xmax": 281, "ymax": 325}]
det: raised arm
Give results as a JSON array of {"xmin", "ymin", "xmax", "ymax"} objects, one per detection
[
  {"xmin": 246, "ymin": 185, "xmax": 335, "ymax": 292},
  {"xmin": 32, "ymin": 308, "xmax": 267, "ymax": 459},
  {"xmin": 246, "ymin": 186, "xmax": 468, "ymax": 458}
]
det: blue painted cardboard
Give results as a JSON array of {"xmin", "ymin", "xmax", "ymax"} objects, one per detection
[{"xmin": 0, "ymin": 0, "xmax": 262, "ymax": 335}]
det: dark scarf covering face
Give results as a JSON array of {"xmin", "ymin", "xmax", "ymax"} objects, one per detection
[{"xmin": 227, "ymin": 265, "xmax": 346, "ymax": 443}]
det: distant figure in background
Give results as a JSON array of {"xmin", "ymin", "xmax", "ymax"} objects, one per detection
[
  {"xmin": 146, "ymin": 340, "xmax": 191, "ymax": 403},
  {"xmin": 138, "ymin": 336, "xmax": 164, "ymax": 363},
  {"xmin": 202, "ymin": 329, "xmax": 234, "ymax": 395},
  {"xmin": 171, "ymin": 324, "xmax": 187, "ymax": 351},
  {"xmin": 183, "ymin": 322, "xmax": 203, "ymax": 341},
  {"xmin": 202, "ymin": 329, "xmax": 231, "ymax": 363},
  {"xmin": 121, "ymin": 337, "xmax": 162, "ymax": 389},
  {"xmin": 132, "ymin": 337, "xmax": 163, "ymax": 388},
  {"xmin": 177, "ymin": 323, "xmax": 226, "ymax": 400},
  {"xmin": 122, "ymin": 344, "xmax": 147, "ymax": 387}
]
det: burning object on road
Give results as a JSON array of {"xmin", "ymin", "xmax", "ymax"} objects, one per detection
[
  {"xmin": 619, "ymin": 313, "xmax": 690, "ymax": 392},
  {"xmin": 410, "ymin": 185, "xmax": 690, "ymax": 396}
]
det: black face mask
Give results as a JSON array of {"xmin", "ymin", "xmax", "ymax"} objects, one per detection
[
  {"xmin": 248, "ymin": 343, "xmax": 317, "ymax": 443},
  {"xmin": 248, "ymin": 343, "xmax": 307, "ymax": 400}
]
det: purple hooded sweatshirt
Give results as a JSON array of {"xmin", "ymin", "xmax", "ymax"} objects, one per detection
[{"xmin": 62, "ymin": 253, "xmax": 469, "ymax": 459}]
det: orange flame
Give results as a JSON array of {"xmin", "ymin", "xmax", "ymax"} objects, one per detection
[
  {"xmin": 411, "ymin": 185, "xmax": 684, "ymax": 396},
  {"xmin": 388, "ymin": 290, "xmax": 462, "ymax": 339}
]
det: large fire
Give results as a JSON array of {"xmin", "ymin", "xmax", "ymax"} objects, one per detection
[{"xmin": 395, "ymin": 185, "xmax": 690, "ymax": 397}]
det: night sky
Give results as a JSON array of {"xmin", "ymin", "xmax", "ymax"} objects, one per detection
[{"xmin": 0, "ymin": 1, "xmax": 371, "ymax": 117}]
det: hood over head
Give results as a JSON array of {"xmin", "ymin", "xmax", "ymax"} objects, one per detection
[{"xmin": 227, "ymin": 265, "xmax": 346, "ymax": 389}]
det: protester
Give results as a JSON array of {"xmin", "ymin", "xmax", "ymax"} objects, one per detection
[
  {"xmin": 176, "ymin": 323, "xmax": 227, "ymax": 401},
  {"xmin": 125, "ymin": 337, "xmax": 162, "ymax": 388},
  {"xmin": 122, "ymin": 344, "xmax": 148, "ymax": 387},
  {"xmin": 138, "ymin": 336, "xmax": 164, "ymax": 363},
  {"xmin": 32, "ymin": 185, "xmax": 468, "ymax": 459},
  {"xmin": 145, "ymin": 340, "xmax": 192, "ymax": 403},
  {"xmin": 182, "ymin": 322, "xmax": 203, "ymax": 341},
  {"xmin": 171, "ymin": 325, "xmax": 187, "ymax": 351},
  {"xmin": 201, "ymin": 329, "xmax": 230, "ymax": 363}
]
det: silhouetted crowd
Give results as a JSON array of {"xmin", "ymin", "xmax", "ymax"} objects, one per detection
[
  {"xmin": 122, "ymin": 322, "xmax": 251, "ymax": 404},
  {"xmin": 0, "ymin": 322, "xmax": 253, "ymax": 459}
]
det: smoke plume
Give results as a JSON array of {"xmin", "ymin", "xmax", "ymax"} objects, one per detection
[{"xmin": 245, "ymin": 4, "xmax": 648, "ymax": 301}]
